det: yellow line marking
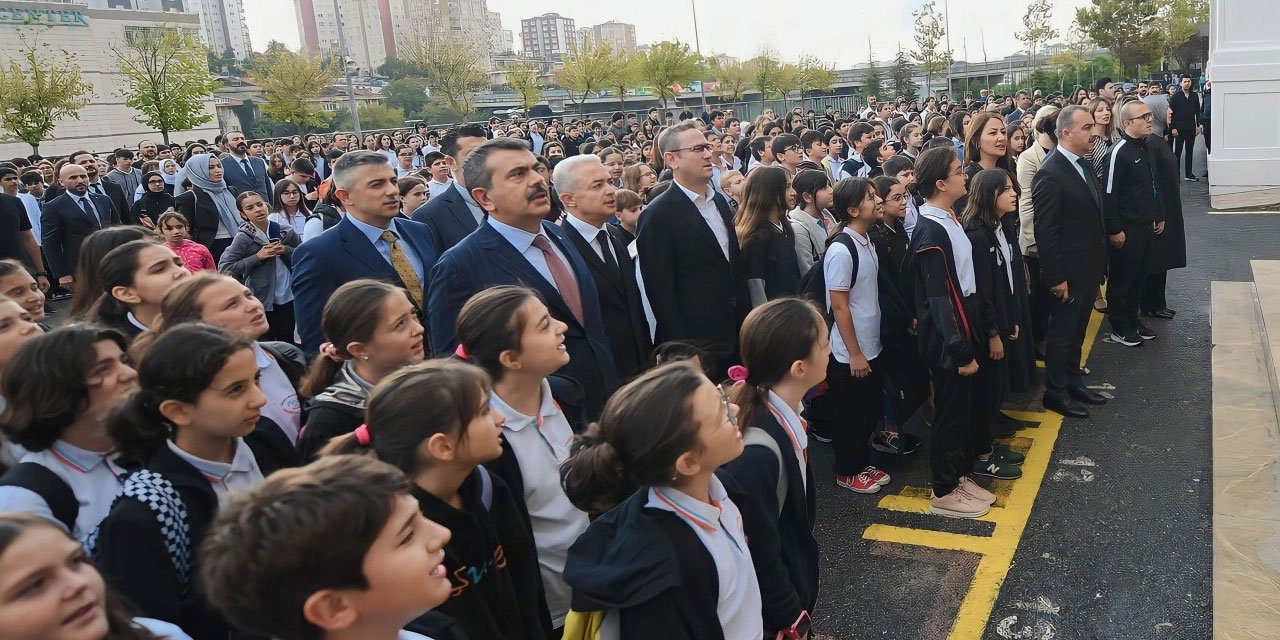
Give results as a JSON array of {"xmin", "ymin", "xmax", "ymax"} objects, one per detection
[{"xmin": 863, "ymin": 524, "xmax": 995, "ymax": 555}]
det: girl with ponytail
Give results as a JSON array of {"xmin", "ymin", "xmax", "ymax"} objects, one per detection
[
  {"xmin": 87, "ymin": 240, "xmax": 190, "ymax": 339},
  {"xmin": 319, "ymin": 359, "xmax": 550, "ymax": 640}
]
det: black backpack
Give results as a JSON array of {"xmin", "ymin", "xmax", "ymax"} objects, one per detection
[
  {"xmin": 798, "ymin": 232, "xmax": 860, "ymax": 322},
  {"xmin": 0, "ymin": 463, "xmax": 78, "ymax": 532}
]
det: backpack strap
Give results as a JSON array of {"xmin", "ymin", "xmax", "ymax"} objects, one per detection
[
  {"xmin": 477, "ymin": 465, "xmax": 493, "ymax": 512},
  {"xmin": 742, "ymin": 427, "xmax": 788, "ymax": 517},
  {"xmin": 116, "ymin": 470, "xmax": 192, "ymax": 595},
  {"xmin": 0, "ymin": 462, "xmax": 78, "ymax": 533}
]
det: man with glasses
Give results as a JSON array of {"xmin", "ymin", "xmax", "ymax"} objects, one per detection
[
  {"xmin": 637, "ymin": 119, "xmax": 749, "ymax": 375},
  {"xmin": 771, "ymin": 134, "xmax": 804, "ymax": 174}
]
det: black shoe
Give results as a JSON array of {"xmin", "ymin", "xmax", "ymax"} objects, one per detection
[
  {"xmin": 1109, "ymin": 331, "xmax": 1144, "ymax": 347},
  {"xmin": 1043, "ymin": 393, "xmax": 1089, "ymax": 418},
  {"xmin": 991, "ymin": 413, "xmax": 1019, "ymax": 437},
  {"xmin": 901, "ymin": 433, "xmax": 923, "ymax": 454},
  {"xmin": 1137, "ymin": 323, "xmax": 1156, "ymax": 340},
  {"xmin": 992, "ymin": 445, "xmax": 1025, "ymax": 466},
  {"xmin": 1068, "ymin": 385, "xmax": 1108, "ymax": 405},
  {"xmin": 972, "ymin": 456, "xmax": 1023, "ymax": 479},
  {"xmin": 1144, "ymin": 308, "xmax": 1176, "ymax": 319}
]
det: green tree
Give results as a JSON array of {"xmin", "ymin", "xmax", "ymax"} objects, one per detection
[
  {"xmin": 636, "ymin": 41, "xmax": 701, "ymax": 108},
  {"xmin": 747, "ymin": 50, "xmax": 788, "ymax": 100},
  {"xmin": 1019, "ymin": 0, "xmax": 1059, "ymax": 70},
  {"xmin": 605, "ymin": 51, "xmax": 637, "ymax": 110},
  {"xmin": 794, "ymin": 56, "xmax": 836, "ymax": 95},
  {"xmin": 0, "ymin": 35, "xmax": 93, "ymax": 154},
  {"xmin": 556, "ymin": 40, "xmax": 615, "ymax": 114},
  {"xmin": 912, "ymin": 1, "xmax": 952, "ymax": 97},
  {"xmin": 1076, "ymin": 0, "xmax": 1161, "ymax": 74},
  {"xmin": 709, "ymin": 58, "xmax": 750, "ymax": 102},
  {"xmin": 398, "ymin": 18, "xmax": 489, "ymax": 118},
  {"xmin": 862, "ymin": 62, "xmax": 884, "ymax": 101},
  {"xmin": 250, "ymin": 47, "xmax": 337, "ymax": 134},
  {"xmin": 330, "ymin": 102, "xmax": 405, "ymax": 130},
  {"xmin": 383, "ymin": 77, "xmax": 429, "ymax": 118},
  {"xmin": 1160, "ymin": 0, "xmax": 1208, "ymax": 70},
  {"xmin": 376, "ymin": 57, "xmax": 428, "ymax": 80},
  {"xmin": 506, "ymin": 62, "xmax": 543, "ymax": 113},
  {"xmin": 114, "ymin": 28, "xmax": 220, "ymax": 145},
  {"xmin": 890, "ymin": 48, "xmax": 919, "ymax": 100}
]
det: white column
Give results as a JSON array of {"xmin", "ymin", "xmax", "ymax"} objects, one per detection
[{"xmin": 1208, "ymin": 0, "xmax": 1280, "ymax": 208}]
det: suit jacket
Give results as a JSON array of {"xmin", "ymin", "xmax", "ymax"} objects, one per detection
[
  {"xmin": 410, "ymin": 182, "xmax": 480, "ymax": 255},
  {"xmin": 559, "ymin": 216, "xmax": 653, "ymax": 380},
  {"xmin": 636, "ymin": 184, "xmax": 748, "ymax": 374},
  {"xmin": 1030, "ymin": 150, "xmax": 1107, "ymax": 290},
  {"xmin": 427, "ymin": 220, "xmax": 618, "ymax": 418},
  {"xmin": 1168, "ymin": 90, "xmax": 1201, "ymax": 132},
  {"xmin": 41, "ymin": 191, "xmax": 119, "ymax": 279},
  {"xmin": 292, "ymin": 216, "xmax": 440, "ymax": 352},
  {"xmin": 1005, "ymin": 107, "xmax": 1026, "ymax": 124},
  {"xmin": 219, "ymin": 153, "xmax": 272, "ymax": 201},
  {"xmin": 87, "ymin": 180, "xmax": 131, "ymax": 227},
  {"xmin": 174, "ymin": 185, "xmax": 241, "ymax": 250}
]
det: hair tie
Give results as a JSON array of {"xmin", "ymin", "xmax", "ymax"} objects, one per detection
[
  {"xmin": 354, "ymin": 424, "xmax": 372, "ymax": 446},
  {"xmin": 726, "ymin": 364, "xmax": 749, "ymax": 387},
  {"xmin": 319, "ymin": 341, "xmax": 344, "ymax": 363},
  {"xmin": 454, "ymin": 344, "xmax": 469, "ymax": 360}
]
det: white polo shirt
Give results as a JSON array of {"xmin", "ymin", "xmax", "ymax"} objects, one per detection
[
  {"xmin": 490, "ymin": 380, "xmax": 589, "ymax": 627},
  {"xmin": 918, "ymin": 205, "xmax": 977, "ymax": 296},
  {"xmin": 0, "ymin": 440, "xmax": 126, "ymax": 541},
  {"xmin": 766, "ymin": 391, "xmax": 809, "ymax": 491},
  {"xmin": 165, "ymin": 439, "xmax": 263, "ymax": 505},
  {"xmin": 253, "ymin": 344, "xmax": 302, "ymax": 444},
  {"xmin": 824, "ymin": 226, "xmax": 882, "ymax": 363}
]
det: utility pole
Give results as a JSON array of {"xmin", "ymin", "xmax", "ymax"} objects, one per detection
[
  {"xmin": 690, "ymin": 0, "xmax": 708, "ymax": 112},
  {"xmin": 981, "ymin": 29, "xmax": 990, "ymax": 93},
  {"xmin": 943, "ymin": 0, "xmax": 952, "ymax": 98},
  {"xmin": 332, "ymin": 0, "xmax": 362, "ymax": 138}
]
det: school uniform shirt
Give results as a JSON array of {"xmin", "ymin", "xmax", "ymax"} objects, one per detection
[
  {"xmin": 164, "ymin": 439, "xmax": 263, "ymax": 505},
  {"xmin": 0, "ymin": 440, "xmax": 126, "ymax": 541},
  {"xmin": 253, "ymin": 343, "xmax": 302, "ymax": 444},
  {"xmin": 133, "ymin": 617, "xmax": 195, "ymax": 639},
  {"xmin": 918, "ymin": 205, "xmax": 976, "ymax": 296},
  {"xmin": 269, "ymin": 210, "xmax": 323, "ymax": 243},
  {"xmin": 822, "ymin": 156, "xmax": 850, "ymax": 181},
  {"xmin": 427, "ymin": 178, "xmax": 453, "ymax": 200},
  {"xmin": 17, "ymin": 192, "xmax": 41, "ymax": 243},
  {"xmin": 767, "ymin": 391, "xmax": 808, "ymax": 491},
  {"xmin": 903, "ymin": 195, "xmax": 921, "ymax": 240},
  {"xmin": 647, "ymin": 477, "xmax": 764, "ymax": 640},
  {"xmin": 995, "ymin": 226, "xmax": 1015, "ymax": 294},
  {"xmin": 823, "ymin": 227, "xmax": 882, "ymax": 363},
  {"xmin": 490, "ymin": 380, "xmax": 590, "ymax": 627}
]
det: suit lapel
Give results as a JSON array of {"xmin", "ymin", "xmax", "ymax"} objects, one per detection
[
  {"xmin": 671, "ymin": 188, "xmax": 729, "ymax": 265},
  {"xmin": 444, "ymin": 187, "xmax": 479, "ymax": 233},
  {"xmin": 337, "ymin": 219, "xmax": 399, "ymax": 280},
  {"xmin": 562, "ymin": 220, "xmax": 624, "ymax": 295},
  {"xmin": 478, "ymin": 223, "xmax": 580, "ymax": 326}
]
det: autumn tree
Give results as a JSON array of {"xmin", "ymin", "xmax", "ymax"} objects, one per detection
[
  {"xmin": 794, "ymin": 56, "xmax": 836, "ymax": 95},
  {"xmin": 398, "ymin": 18, "xmax": 489, "ymax": 119},
  {"xmin": 636, "ymin": 41, "xmax": 701, "ymax": 108},
  {"xmin": 1160, "ymin": 0, "xmax": 1209, "ymax": 70},
  {"xmin": 0, "ymin": 35, "xmax": 93, "ymax": 154},
  {"xmin": 862, "ymin": 62, "xmax": 884, "ymax": 101},
  {"xmin": 1019, "ymin": 0, "xmax": 1059, "ymax": 70},
  {"xmin": 114, "ymin": 27, "xmax": 220, "ymax": 145},
  {"xmin": 710, "ymin": 58, "xmax": 750, "ymax": 102},
  {"xmin": 556, "ymin": 40, "xmax": 615, "ymax": 114},
  {"xmin": 383, "ymin": 77, "xmax": 429, "ymax": 118},
  {"xmin": 890, "ymin": 48, "xmax": 919, "ymax": 100},
  {"xmin": 506, "ymin": 62, "xmax": 543, "ymax": 113},
  {"xmin": 748, "ymin": 50, "xmax": 788, "ymax": 100},
  {"xmin": 250, "ymin": 48, "xmax": 337, "ymax": 134},
  {"xmin": 1076, "ymin": 0, "xmax": 1161, "ymax": 73},
  {"xmin": 606, "ymin": 51, "xmax": 638, "ymax": 110},
  {"xmin": 912, "ymin": 1, "xmax": 952, "ymax": 97},
  {"xmin": 331, "ymin": 102, "xmax": 405, "ymax": 130}
]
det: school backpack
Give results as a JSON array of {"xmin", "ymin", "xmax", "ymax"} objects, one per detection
[
  {"xmin": 797, "ymin": 232, "xmax": 861, "ymax": 322},
  {"xmin": 742, "ymin": 426, "xmax": 788, "ymax": 517},
  {"xmin": 0, "ymin": 462, "xmax": 78, "ymax": 532},
  {"xmin": 85, "ymin": 470, "xmax": 193, "ymax": 597}
]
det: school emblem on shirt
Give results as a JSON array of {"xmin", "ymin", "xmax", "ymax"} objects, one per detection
[{"xmin": 283, "ymin": 394, "xmax": 301, "ymax": 415}]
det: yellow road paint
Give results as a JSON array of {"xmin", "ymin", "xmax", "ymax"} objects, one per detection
[{"xmin": 861, "ymin": 310, "xmax": 1102, "ymax": 639}]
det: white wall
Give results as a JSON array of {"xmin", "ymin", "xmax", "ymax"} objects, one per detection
[{"xmin": 1208, "ymin": 0, "xmax": 1280, "ymax": 208}]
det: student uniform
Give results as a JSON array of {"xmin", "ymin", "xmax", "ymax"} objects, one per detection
[
  {"xmin": 966, "ymin": 221, "xmax": 1017, "ymax": 459},
  {"xmin": 742, "ymin": 223, "xmax": 803, "ymax": 304},
  {"xmin": 870, "ymin": 218, "xmax": 930, "ymax": 430},
  {"xmin": 0, "ymin": 440, "xmax": 128, "ymax": 541},
  {"xmin": 823, "ymin": 226, "xmax": 883, "ymax": 477},
  {"xmin": 296, "ymin": 362, "xmax": 371, "ymax": 461}
]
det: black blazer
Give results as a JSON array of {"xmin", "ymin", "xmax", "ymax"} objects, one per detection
[
  {"xmin": 1030, "ymin": 150, "xmax": 1107, "ymax": 289},
  {"xmin": 559, "ymin": 217, "xmax": 653, "ymax": 380},
  {"xmin": 87, "ymin": 180, "xmax": 130, "ymax": 227},
  {"xmin": 635, "ymin": 184, "xmax": 748, "ymax": 375},
  {"xmin": 411, "ymin": 182, "xmax": 480, "ymax": 255},
  {"xmin": 174, "ymin": 185, "xmax": 241, "ymax": 250},
  {"xmin": 40, "ymin": 191, "xmax": 119, "ymax": 278}
]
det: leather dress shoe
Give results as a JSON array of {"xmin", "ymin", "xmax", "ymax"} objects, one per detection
[
  {"xmin": 1043, "ymin": 393, "xmax": 1089, "ymax": 418},
  {"xmin": 1144, "ymin": 308, "xmax": 1176, "ymax": 319},
  {"xmin": 1068, "ymin": 385, "xmax": 1108, "ymax": 405}
]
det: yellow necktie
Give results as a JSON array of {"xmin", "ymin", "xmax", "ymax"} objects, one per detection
[{"xmin": 381, "ymin": 230, "xmax": 423, "ymax": 308}]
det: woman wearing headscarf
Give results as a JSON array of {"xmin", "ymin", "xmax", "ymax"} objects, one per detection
[
  {"xmin": 128, "ymin": 171, "xmax": 171, "ymax": 229},
  {"xmin": 174, "ymin": 153, "xmax": 241, "ymax": 261}
]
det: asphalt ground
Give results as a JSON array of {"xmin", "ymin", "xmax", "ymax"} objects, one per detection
[{"xmin": 810, "ymin": 176, "xmax": 1260, "ymax": 640}]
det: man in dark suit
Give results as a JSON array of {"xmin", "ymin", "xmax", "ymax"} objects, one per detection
[
  {"xmin": 292, "ymin": 151, "xmax": 439, "ymax": 352},
  {"xmin": 1168, "ymin": 74, "xmax": 1202, "ymax": 181},
  {"xmin": 1005, "ymin": 90, "xmax": 1031, "ymax": 124},
  {"xmin": 1031, "ymin": 105, "xmax": 1110, "ymax": 418},
  {"xmin": 42, "ymin": 163, "xmax": 119, "ymax": 289},
  {"xmin": 554, "ymin": 154, "xmax": 653, "ymax": 380},
  {"xmin": 637, "ymin": 119, "xmax": 749, "ymax": 376},
  {"xmin": 427, "ymin": 138, "xmax": 618, "ymax": 418},
  {"xmin": 65, "ymin": 151, "xmax": 130, "ymax": 226},
  {"xmin": 220, "ymin": 130, "xmax": 273, "ymax": 200},
  {"xmin": 411, "ymin": 124, "xmax": 489, "ymax": 254}
]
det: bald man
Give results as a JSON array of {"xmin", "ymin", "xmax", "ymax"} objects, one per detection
[{"xmin": 41, "ymin": 164, "xmax": 119, "ymax": 286}]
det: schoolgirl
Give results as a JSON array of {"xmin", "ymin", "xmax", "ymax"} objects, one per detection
[
  {"xmin": 721, "ymin": 299, "xmax": 826, "ymax": 639},
  {"xmin": 217, "ymin": 191, "xmax": 299, "ymax": 345},
  {"xmin": 455, "ymin": 285, "xmax": 590, "ymax": 631},
  {"xmin": 787, "ymin": 169, "xmax": 836, "ymax": 273},
  {"xmin": 269, "ymin": 178, "xmax": 323, "ymax": 242},
  {"xmin": 0, "ymin": 259, "xmax": 47, "ymax": 326},
  {"xmin": 903, "ymin": 147, "xmax": 995, "ymax": 519},
  {"xmin": 70, "ymin": 227, "xmax": 151, "ymax": 320},
  {"xmin": 823, "ymin": 178, "xmax": 891, "ymax": 494},
  {"xmin": 296, "ymin": 279, "xmax": 426, "ymax": 461},
  {"xmin": 735, "ymin": 166, "xmax": 803, "ymax": 306},
  {"xmin": 88, "ymin": 240, "xmax": 190, "ymax": 339},
  {"xmin": 94, "ymin": 324, "xmax": 283, "ymax": 639},
  {"xmin": 0, "ymin": 326, "xmax": 137, "ymax": 541},
  {"xmin": 562, "ymin": 360, "xmax": 763, "ymax": 639},
  {"xmin": 322, "ymin": 360, "xmax": 549, "ymax": 640}
]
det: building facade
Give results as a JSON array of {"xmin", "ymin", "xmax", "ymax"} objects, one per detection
[
  {"xmin": 521, "ymin": 12, "xmax": 575, "ymax": 60},
  {"xmin": 0, "ymin": 1, "xmax": 220, "ymax": 156},
  {"xmin": 67, "ymin": 0, "xmax": 251, "ymax": 59},
  {"xmin": 1208, "ymin": 0, "xmax": 1280, "ymax": 207},
  {"xmin": 590, "ymin": 20, "xmax": 635, "ymax": 54}
]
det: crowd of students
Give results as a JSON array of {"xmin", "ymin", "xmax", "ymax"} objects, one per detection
[{"xmin": 0, "ymin": 77, "xmax": 1193, "ymax": 640}]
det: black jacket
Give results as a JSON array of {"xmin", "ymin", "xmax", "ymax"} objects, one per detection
[
  {"xmin": 741, "ymin": 224, "xmax": 803, "ymax": 303},
  {"xmin": 41, "ymin": 191, "xmax": 120, "ymax": 278},
  {"xmin": 1144, "ymin": 135, "xmax": 1187, "ymax": 273},
  {"xmin": 1169, "ymin": 90, "xmax": 1201, "ymax": 132},
  {"xmin": 90, "ymin": 180, "xmax": 131, "ymax": 227},
  {"xmin": 965, "ymin": 225, "xmax": 1015, "ymax": 339},
  {"xmin": 175, "ymin": 185, "xmax": 241, "ymax": 249},
  {"xmin": 297, "ymin": 363, "xmax": 368, "ymax": 461},
  {"xmin": 1030, "ymin": 150, "xmax": 1107, "ymax": 289},
  {"xmin": 411, "ymin": 183, "xmax": 480, "ymax": 255},
  {"xmin": 904, "ymin": 215, "xmax": 980, "ymax": 371},
  {"xmin": 1101, "ymin": 134, "xmax": 1163, "ymax": 234}
]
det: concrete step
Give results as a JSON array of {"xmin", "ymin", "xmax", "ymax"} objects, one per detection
[{"xmin": 1211, "ymin": 277, "xmax": 1280, "ymax": 639}]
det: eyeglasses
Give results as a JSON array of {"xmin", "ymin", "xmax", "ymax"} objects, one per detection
[
  {"xmin": 716, "ymin": 384, "xmax": 739, "ymax": 427},
  {"xmin": 785, "ymin": 144, "xmax": 802, "ymax": 153},
  {"xmin": 673, "ymin": 144, "xmax": 715, "ymax": 154},
  {"xmin": 1127, "ymin": 113, "xmax": 1155, "ymax": 122},
  {"xmin": 887, "ymin": 193, "xmax": 907, "ymax": 203}
]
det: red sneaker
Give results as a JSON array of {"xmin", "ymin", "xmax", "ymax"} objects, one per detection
[
  {"xmin": 836, "ymin": 471, "xmax": 882, "ymax": 494},
  {"xmin": 864, "ymin": 466, "xmax": 891, "ymax": 487}
]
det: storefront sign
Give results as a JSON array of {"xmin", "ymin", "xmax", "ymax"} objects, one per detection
[{"xmin": 0, "ymin": 7, "xmax": 90, "ymax": 27}]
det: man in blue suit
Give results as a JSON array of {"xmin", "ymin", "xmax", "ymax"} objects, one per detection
[
  {"xmin": 411, "ymin": 123, "xmax": 490, "ymax": 254},
  {"xmin": 428, "ymin": 138, "xmax": 618, "ymax": 418},
  {"xmin": 292, "ymin": 151, "xmax": 439, "ymax": 352},
  {"xmin": 42, "ymin": 163, "xmax": 120, "ymax": 289},
  {"xmin": 220, "ymin": 130, "xmax": 272, "ymax": 200}
]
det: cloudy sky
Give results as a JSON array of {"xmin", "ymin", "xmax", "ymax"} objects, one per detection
[{"xmin": 245, "ymin": 0, "xmax": 1093, "ymax": 68}]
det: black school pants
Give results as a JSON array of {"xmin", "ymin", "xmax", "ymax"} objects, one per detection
[
  {"xmin": 928, "ymin": 364, "xmax": 985, "ymax": 497},
  {"xmin": 1106, "ymin": 223, "xmax": 1153, "ymax": 336},
  {"xmin": 1141, "ymin": 271, "xmax": 1168, "ymax": 313},
  {"xmin": 827, "ymin": 354, "xmax": 882, "ymax": 476},
  {"xmin": 1173, "ymin": 130, "xmax": 1197, "ymax": 178},
  {"xmin": 970, "ymin": 350, "xmax": 1005, "ymax": 458}
]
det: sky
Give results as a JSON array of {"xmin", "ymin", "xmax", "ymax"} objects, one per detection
[{"xmin": 244, "ymin": 0, "xmax": 1094, "ymax": 69}]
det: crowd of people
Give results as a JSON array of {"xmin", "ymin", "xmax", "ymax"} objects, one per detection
[{"xmin": 0, "ymin": 72, "xmax": 1197, "ymax": 640}]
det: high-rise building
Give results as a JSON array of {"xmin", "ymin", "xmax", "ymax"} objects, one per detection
[
  {"xmin": 520, "ymin": 12, "xmax": 575, "ymax": 60},
  {"xmin": 590, "ymin": 20, "xmax": 636, "ymax": 54},
  {"xmin": 67, "ymin": 0, "xmax": 252, "ymax": 59}
]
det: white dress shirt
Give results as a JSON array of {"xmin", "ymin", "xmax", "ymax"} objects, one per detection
[
  {"xmin": 675, "ymin": 179, "xmax": 731, "ymax": 261},
  {"xmin": 427, "ymin": 178, "xmax": 453, "ymax": 200},
  {"xmin": 919, "ymin": 204, "xmax": 977, "ymax": 296},
  {"xmin": 487, "ymin": 217, "xmax": 575, "ymax": 293},
  {"xmin": 824, "ymin": 227, "xmax": 882, "ymax": 362},
  {"xmin": 165, "ymin": 439, "xmax": 263, "ymax": 505},
  {"xmin": 563, "ymin": 212, "xmax": 609, "ymax": 262}
]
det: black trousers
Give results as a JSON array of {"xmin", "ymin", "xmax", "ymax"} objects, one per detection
[
  {"xmin": 209, "ymin": 237, "xmax": 234, "ymax": 264},
  {"xmin": 264, "ymin": 300, "xmax": 296, "ymax": 344},
  {"xmin": 1141, "ymin": 271, "xmax": 1168, "ymax": 313},
  {"xmin": 827, "ymin": 354, "xmax": 882, "ymax": 476},
  {"xmin": 1044, "ymin": 279, "xmax": 1098, "ymax": 397},
  {"xmin": 1173, "ymin": 130, "xmax": 1197, "ymax": 178},
  {"xmin": 970, "ymin": 351, "xmax": 1005, "ymax": 458},
  {"xmin": 928, "ymin": 365, "xmax": 984, "ymax": 497},
  {"xmin": 1106, "ymin": 223, "xmax": 1153, "ymax": 336},
  {"xmin": 1025, "ymin": 254, "xmax": 1050, "ymax": 348},
  {"xmin": 1203, "ymin": 122, "xmax": 1211, "ymax": 154}
]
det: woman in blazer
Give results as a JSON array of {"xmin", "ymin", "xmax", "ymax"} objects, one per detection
[{"xmin": 174, "ymin": 154, "xmax": 241, "ymax": 261}]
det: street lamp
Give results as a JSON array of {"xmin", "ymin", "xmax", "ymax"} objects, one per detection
[
  {"xmin": 332, "ymin": 0, "xmax": 362, "ymax": 138},
  {"xmin": 690, "ymin": 0, "xmax": 708, "ymax": 112}
]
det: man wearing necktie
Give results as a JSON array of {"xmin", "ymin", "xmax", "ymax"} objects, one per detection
[
  {"xmin": 428, "ymin": 138, "xmax": 618, "ymax": 419},
  {"xmin": 41, "ymin": 164, "xmax": 119, "ymax": 289},
  {"xmin": 221, "ymin": 130, "xmax": 273, "ymax": 200}
]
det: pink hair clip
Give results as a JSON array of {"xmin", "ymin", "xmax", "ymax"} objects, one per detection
[
  {"xmin": 318, "ymin": 342, "xmax": 343, "ymax": 363},
  {"xmin": 454, "ymin": 344, "xmax": 469, "ymax": 360},
  {"xmin": 726, "ymin": 364, "xmax": 749, "ymax": 387},
  {"xmin": 354, "ymin": 424, "xmax": 372, "ymax": 446}
]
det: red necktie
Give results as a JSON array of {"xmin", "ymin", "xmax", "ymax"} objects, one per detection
[{"xmin": 532, "ymin": 234, "xmax": 584, "ymax": 326}]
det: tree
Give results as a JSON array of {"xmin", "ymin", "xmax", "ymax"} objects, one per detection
[
  {"xmin": 556, "ymin": 40, "xmax": 615, "ymax": 114},
  {"xmin": 383, "ymin": 77, "xmax": 429, "ymax": 118},
  {"xmin": 250, "ymin": 47, "xmax": 337, "ymax": 134},
  {"xmin": 376, "ymin": 57, "xmax": 428, "ymax": 80},
  {"xmin": 1019, "ymin": 0, "xmax": 1059, "ymax": 70},
  {"xmin": 330, "ymin": 102, "xmax": 405, "ymax": 130},
  {"xmin": 398, "ymin": 18, "xmax": 489, "ymax": 119},
  {"xmin": 912, "ymin": 1, "xmax": 952, "ymax": 97},
  {"xmin": 1160, "ymin": 0, "xmax": 1208, "ymax": 70},
  {"xmin": 1076, "ymin": 0, "xmax": 1161, "ymax": 74},
  {"xmin": 114, "ymin": 28, "xmax": 220, "ymax": 145},
  {"xmin": 862, "ymin": 62, "xmax": 884, "ymax": 101},
  {"xmin": 605, "ymin": 51, "xmax": 637, "ymax": 110},
  {"xmin": 506, "ymin": 62, "xmax": 543, "ymax": 113},
  {"xmin": 709, "ymin": 58, "xmax": 750, "ymax": 102},
  {"xmin": 0, "ymin": 35, "xmax": 93, "ymax": 154},
  {"xmin": 636, "ymin": 41, "xmax": 701, "ymax": 109},
  {"xmin": 794, "ymin": 56, "xmax": 837, "ymax": 96},
  {"xmin": 747, "ymin": 50, "xmax": 788, "ymax": 100},
  {"xmin": 890, "ymin": 48, "xmax": 919, "ymax": 100}
]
